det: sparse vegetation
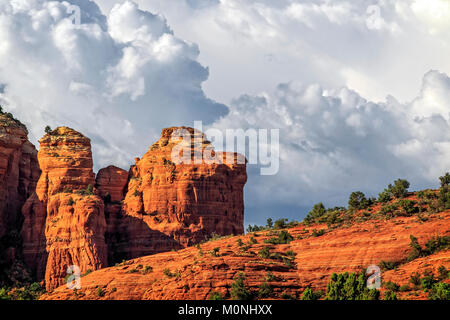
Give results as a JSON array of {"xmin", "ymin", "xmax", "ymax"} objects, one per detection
[
  {"xmin": 264, "ymin": 230, "xmax": 293, "ymax": 244},
  {"xmin": 326, "ymin": 271, "xmax": 380, "ymax": 300},
  {"xmin": 301, "ymin": 287, "xmax": 322, "ymax": 300},
  {"xmin": 230, "ymin": 273, "xmax": 252, "ymax": 300},
  {"xmin": 141, "ymin": 266, "xmax": 153, "ymax": 274},
  {"xmin": 383, "ymin": 290, "xmax": 397, "ymax": 300},
  {"xmin": 379, "ymin": 260, "xmax": 401, "ymax": 271},
  {"xmin": 312, "ymin": 229, "xmax": 325, "ymax": 237},
  {"xmin": 258, "ymin": 247, "xmax": 271, "ymax": 259},
  {"xmin": 383, "ymin": 281, "xmax": 400, "ymax": 292},
  {"xmin": 257, "ymin": 282, "xmax": 272, "ymax": 298},
  {"xmin": 348, "ymin": 191, "xmax": 373, "ymax": 211},
  {"xmin": 96, "ymin": 287, "xmax": 105, "ymax": 297},
  {"xmin": 209, "ymin": 247, "xmax": 220, "ymax": 257},
  {"xmin": 209, "ymin": 291, "xmax": 224, "ymax": 300}
]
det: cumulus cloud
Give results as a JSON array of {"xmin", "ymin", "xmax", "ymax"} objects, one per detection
[
  {"xmin": 0, "ymin": 0, "xmax": 226, "ymax": 169},
  {"xmin": 108, "ymin": 0, "xmax": 450, "ymax": 104},
  {"xmin": 209, "ymin": 70, "xmax": 450, "ymax": 222}
]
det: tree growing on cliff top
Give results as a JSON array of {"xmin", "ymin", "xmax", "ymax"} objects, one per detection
[
  {"xmin": 439, "ymin": 172, "xmax": 450, "ymax": 187},
  {"xmin": 44, "ymin": 125, "xmax": 52, "ymax": 134},
  {"xmin": 348, "ymin": 191, "xmax": 370, "ymax": 211},
  {"xmin": 304, "ymin": 203, "xmax": 326, "ymax": 223}
]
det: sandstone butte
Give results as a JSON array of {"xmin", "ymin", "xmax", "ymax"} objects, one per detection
[
  {"xmin": 42, "ymin": 208, "xmax": 450, "ymax": 300},
  {"xmin": 17, "ymin": 125, "xmax": 246, "ymax": 291}
]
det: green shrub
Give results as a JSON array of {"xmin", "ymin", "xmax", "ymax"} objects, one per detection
[
  {"xmin": 312, "ymin": 229, "xmax": 325, "ymax": 237},
  {"xmin": 258, "ymin": 247, "xmax": 271, "ymax": 259},
  {"xmin": 231, "ymin": 273, "xmax": 252, "ymax": 300},
  {"xmin": 266, "ymin": 218, "xmax": 273, "ymax": 229},
  {"xmin": 348, "ymin": 191, "xmax": 371, "ymax": 210},
  {"xmin": 141, "ymin": 266, "xmax": 153, "ymax": 274},
  {"xmin": 390, "ymin": 179, "xmax": 410, "ymax": 198},
  {"xmin": 133, "ymin": 190, "xmax": 141, "ymax": 197},
  {"xmin": 439, "ymin": 172, "xmax": 450, "ymax": 188},
  {"xmin": 301, "ymin": 287, "xmax": 321, "ymax": 300},
  {"xmin": 407, "ymin": 235, "xmax": 423, "ymax": 261},
  {"xmin": 163, "ymin": 268, "xmax": 175, "ymax": 278},
  {"xmin": 96, "ymin": 288, "xmax": 105, "ymax": 297},
  {"xmin": 378, "ymin": 179, "xmax": 410, "ymax": 202},
  {"xmin": 209, "ymin": 291, "xmax": 224, "ymax": 300},
  {"xmin": 421, "ymin": 269, "xmax": 436, "ymax": 290},
  {"xmin": 274, "ymin": 218, "xmax": 288, "ymax": 229},
  {"xmin": 383, "ymin": 291, "xmax": 397, "ymax": 300},
  {"xmin": 424, "ymin": 235, "xmax": 450, "ymax": 255},
  {"xmin": 280, "ymin": 292, "xmax": 295, "ymax": 300},
  {"xmin": 326, "ymin": 272, "xmax": 379, "ymax": 300},
  {"xmin": 383, "ymin": 281, "xmax": 400, "ymax": 292},
  {"xmin": 379, "ymin": 260, "xmax": 400, "ymax": 271},
  {"xmin": 378, "ymin": 190, "xmax": 392, "ymax": 203},
  {"xmin": 399, "ymin": 284, "xmax": 410, "ymax": 292},
  {"xmin": 257, "ymin": 282, "xmax": 272, "ymax": 298},
  {"xmin": 437, "ymin": 265, "xmax": 449, "ymax": 281},
  {"xmin": 264, "ymin": 230, "xmax": 293, "ymax": 244},
  {"xmin": 438, "ymin": 186, "xmax": 450, "ymax": 210},
  {"xmin": 249, "ymin": 236, "xmax": 257, "ymax": 244},
  {"xmin": 379, "ymin": 203, "xmax": 398, "ymax": 216},
  {"xmin": 397, "ymin": 199, "xmax": 418, "ymax": 216},
  {"xmin": 304, "ymin": 203, "xmax": 326, "ymax": 224},
  {"xmin": 86, "ymin": 184, "xmax": 94, "ymax": 195},
  {"xmin": 409, "ymin": 272, "xmax": 421, "ymax": 286},
  {"xmin": 209, "ymin": 247, "xmax": 220, "ymax": 257},
  {"xmin": 285, "ymin": 250, "xmax": 297, "ymax": 257},
  {"xmin": 428, "ymin": 282, "xmax": 450, "ymax": 300}
]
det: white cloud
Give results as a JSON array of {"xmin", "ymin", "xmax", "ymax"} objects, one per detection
[
  {"xmin": 100, "ymin": 0, "xmax": 450, "ymax": 105},
  {"xmin": 0, "ymin": 0, "xmax": 227, "ymax": 170},
  {"xmin": 210, "ymin": 70, "xmax": 450, "ymax": 210}
]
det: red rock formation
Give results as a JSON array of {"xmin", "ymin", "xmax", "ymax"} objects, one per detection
[
  {"xmin": 96, "ymin": 166, "xmax": 128, "ymax": 203},
  {"xmin": 96, "ymin": 166, "xmax": 128, "ymax": 264},
  {"xmin": 0, "ymin": 113, "xmax": 39, "ymax": 238},
  {"xmin": 21, "ymin": 127, "xmax": 107, "ymax": 290},
  {"xmin": 20, "ymin": 125, "xmax": 247, "ymax": 289},
  {"xmin": 119, "ymin": 127, "xmax": 247, "ymax": 260}
]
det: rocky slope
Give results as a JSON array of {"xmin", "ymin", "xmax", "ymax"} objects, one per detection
[{"xmin": 41, "ymin": 209, "xmax": 449, "ymax": 300}]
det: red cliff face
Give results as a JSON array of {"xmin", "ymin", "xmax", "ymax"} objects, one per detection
[
  {"xmin": 21, "ymin": 127, "xmax": 107, "ymax": 290},
  {"xmin": 0, "ymin": 114, "xmax": 39, "ymax": 239},
  {"xmin": 118, "ymin": 127, "xmax": 247, "ymax": 260},
  {"xmin": 95, "ymin": 165, "xmax": 129, "ymax": 264}
]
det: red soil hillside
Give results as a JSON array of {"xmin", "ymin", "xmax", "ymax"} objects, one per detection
[{"xmin": 41, "ymin": 209, "xmax": 450, "ymax": 300}]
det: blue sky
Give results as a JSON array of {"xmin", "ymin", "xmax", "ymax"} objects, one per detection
[{"xmin": 1, "ymin": 0, "xmax": 449, "ymax": 226}]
